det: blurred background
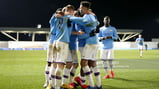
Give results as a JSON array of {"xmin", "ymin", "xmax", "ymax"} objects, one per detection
[{"xmin": 0, "ymin": 0, "xmax": 159, "ymax": 41}]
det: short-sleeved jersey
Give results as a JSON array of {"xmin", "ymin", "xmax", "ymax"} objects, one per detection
[
  {"xmin": 69, "ymin": 23, "xmax": 79, "ymax": 50},
  {"xmin": 136, "ymin": 38, "xmax": 144, "ymax": 46},
  {"xmin": 49, "ymin": 13, "xmax": 56, "ymax": 43},
  {"xmin": 77, "ymin": 25, "xmax": 86, "ymax": 47},
  {"xmin": 54, "ymin": 15, "xmax": 73, "ymax": 43},
  {"xmin": 77, "ymin": 14, "xmax": 98, "ymax": 44},
  {"xmin": 98, "ymin": 26, "xmax": 118, "ymax": 49}
]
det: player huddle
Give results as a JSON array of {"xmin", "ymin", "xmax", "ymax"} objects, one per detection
[{"xmin": 44, "ymin": 1, "xmax": 118, "ymax": 89}]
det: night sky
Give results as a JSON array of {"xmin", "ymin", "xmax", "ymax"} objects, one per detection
[{"xmin": 0, "ymin": 0, "xmax": 159, "ymax": 41}]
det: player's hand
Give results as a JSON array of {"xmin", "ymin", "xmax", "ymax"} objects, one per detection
[
  {"xmin": 78, "ymin": 30, "xmax": 85, "ymax": 35},
  {"xmin": 89, "ymin": 30, "xmax": 96, "ymax": 37},
  {"xmin": 102, "ymin": 37, "xmax": 106, "ymax": 40},
  {"xmin": 99, "ymin": 37, "xmax": 106, "ymax": 42},
  {"xmin": 86, "ymin": 22, "xmax": 93, "ymax": 27},
  {"xmin": 100, "ymin": 37, "xmax": 106, "ymax": 40},
  {"xmin": 106, "ymin": 36, "xmax": 112, "ymax": 39}
]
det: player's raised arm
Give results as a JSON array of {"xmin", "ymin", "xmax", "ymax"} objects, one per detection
[{"xmin": 69, "ymin": 16, "xmax": 98, "ymax": 27}]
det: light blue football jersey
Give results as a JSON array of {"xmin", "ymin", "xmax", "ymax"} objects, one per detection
[
  {"xmin": 136, "ymin": 38, "xmax": 144, "ymax": 46},
  {"xmin": 49, "ymin": 13, "xmax": 56, "ymax": 43},
  {"xmin": 98, "ymin": 26, "xmax": 118, "ymax": 49},
  {"xmin": 54, "ymin": 15, "xmax": 72, "ymax": 43},
  {"xmin": 76, "ymin": 14, "xmax": 99, "ymax": 44}
]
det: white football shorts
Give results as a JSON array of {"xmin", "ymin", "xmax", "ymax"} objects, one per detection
[
  {"xmin": 81, "ymin": 44, "xmax": 99, "ymax": 61},
  {"xmin": 100, "ymin": 49, "xmax": 114, "ymax": 60},
  {"xmin": 67, "ymin": 49, "xmax": 78, "ymax": 63},
  {"xmin": 53, "ymin": 41, "xmax": 69, "ymax": 63}
]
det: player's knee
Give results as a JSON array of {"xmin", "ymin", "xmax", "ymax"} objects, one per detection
[
  {"xmin": 73, "ymin": 63, "xmax": 79, "ymax": 68},
  {"xmin": 56, "ymin": 67, "xmax": 63, "ymax": 75},
  {"xmin": 89, "ymin": 61, "xmax": 96, "ymax": 67},
  {"xmin": 47, "ymin": 62, "xmax": 52, "ymax": 66},
  {"xmin": 66, "ymin": 62, "xmax": 73, "ymax": 69},
  {"xmin": 80, "ymin": 59, "xmax": 87, "ymax": 67},
  {"xmin": 66, "ymin": 65, "xmax": 72, "ymax": 69}
]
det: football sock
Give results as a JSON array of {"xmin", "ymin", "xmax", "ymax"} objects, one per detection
[
  {"xmin": 103, "ymin": 61, "xmax": 109, "ymax": 75},
  {"xmin": 81, "ymin": 76, "xmax": 86, "ymax": 83},
  {"xmin": 50, "ymin": 66, "xmax": 56, "ymax": 86},
  {"xmin": 82, "ymin": 66, "xmax": 94, "ymax": 87},
  {"xmin": 62, "ymin": 68, "xmax": 70, "ymax": 84},
  {"xmin": 70, "ymin": 67, "xmax": 76, "ymax": 83},
  {"xmin": 45, "ymin": 65, "xmax": 50, "ymax": 83},
  {"xmin": 140, "ymin": 51, "xmax": 142, "ymax": 56},
  {"xmin": 108, "ymin": 60, "xmax": 113, "ymax": 70},
  {"xmin": 92, "ymin": 66, "xmax": 101, "ymax": 87},
  {"xmin": 55, "ymin": 67, "xmax": 62, "ymax": 89}
]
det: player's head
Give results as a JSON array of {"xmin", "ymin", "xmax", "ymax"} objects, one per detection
[
  {"xmin": 73, "ymin": 10, "xmax": 82, "ymax": 17},
  {"xmin": 56, "ymin": 8, "xmax": 62, "ymax": 12},
  {"xmin": 104, "ymin": 16, "xmax": 110, "ymax": 27},
  {"xmin": 88, "ymin": 9, "xmax": 96, "ymax": 16},
  {"xmin": 62, "ymin": 4, "xmax": 75, "ymax": 15},
  {"xmin": 79, "ymin": 1, "xmax": 91, "ymax": 14},
  {"xmin": 55, "ymin": 8, "xmax": 64, "ymax": 17},
  {"xmin": 139, "ymin": 34, "xmax": 142, "ymax": 38}
]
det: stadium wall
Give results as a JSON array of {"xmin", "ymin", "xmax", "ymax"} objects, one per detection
[
  {"xmin": 114, "ymin": 42, "xmax": 159, "ymax": 49},
  {"xmin": 0, "ymin": 41, "xmax": 8, "ymax": 48},
  {"xmin": 0, "ymin": 41, "xmax": 158, "ymax": 50}
]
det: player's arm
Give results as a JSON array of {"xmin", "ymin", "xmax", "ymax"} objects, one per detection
[
  {"xmin": 71, "ymin": 24, "xmax": 85, "ymax": 35},
  {"xmin": 72, "ymin": 30, "xmax": 85, "ymax": 35},
  {"xmin": 135, "ymin": 38, "xmax": 139, "ymax": 44},
  {"xmin": 49, "ymin": 13, "xmax": 56, "ymax": 24},
  {"xmin": 78, "ymin": 28, "xmax": 98, "ymax": 39},
  {"xmin": 112, "ymin": 28, "xmax": 118, "ymax": 40},
  {"xmin": 98, "ymin": 29, "xmax": 105, "ymax": 41},
  {"xmin": 78, "ymin": 28, "xmax": 91, "ymax": 39},
  {"xmin": 69, "ymin": 16, "xmax": 98, "ymax": 27},
  {"xmin": 78, "ymin": 34, "xmax": 91, "ymax": 39},
  {"xmin": 78, "ymin": 32, "xmax": 90, "ymax": 39}
]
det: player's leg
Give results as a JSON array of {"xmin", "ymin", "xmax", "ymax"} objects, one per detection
[
  {"xmin": 46, "ymin": 43, "xmax": 57, "ymax": 89},
  {"xmin": 101, "ymin": 49, "xmax": 110, "ymax": 79},
  {"xmin": 108, "ymin": 60, "xmax": 114, "ymax": 78},
  {"xmin": 108, "ymin": 49, "xmax": 115, "ymax": 78},
  {"xmin": 80, "ymin": 67, "xmax": 86, "ymax": 83},
  {"xmin": 61, "ymin": 62, "xmax": 74, "ymax": 89},
  {"xmin": 139, "ymin": 46, "xmax": 143, "ymax": 57},
  {"xmin": 81, "ymin": 44, "xmax": 95, "ymax": 88},
  {"xmin": 89, "ymin": 60, "xmax": 102, "ymax": 89},
  {"xmin": 138, "ymin": 45, "xmax": 143, "ymax": 57},
  {"xmin": 88, "ymin": 45, "xmax": 102, "ymax": 89},
  {"xmin": 69, "ymin": 50, "xmax": 79, "ymax": 83},
  {"xmin": 73, "ymin": 47, "xmax": 88, "ymax": 89},
  {"xmin": 55, "ymin": 63, "xmax": 65, "ymax": 89},
  {"xmin": 47, "ymin": 63, "xmax": 57, "ymax": 89},
  {"xmin": 44, "ymin": 43, "xmax": 53, "ymax": 88},
  {"xmin": 44, "ymin": 62, "xmax": 51, "ymax": 88},
  {"xmin": 62, "ymin": 49, "xmax": 73, "ymax": 85},
  {"xmin": 54, "ymin": 41, "xmax": 69, "ymax": 89},
  {"xmin": 78, "ymin": 47, "xmax": 86, "ymax": 83}
]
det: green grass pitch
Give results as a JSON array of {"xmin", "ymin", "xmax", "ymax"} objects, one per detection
[{"xmin": 0, "ymin": 50, "xmax": 159, "ymax": 89}]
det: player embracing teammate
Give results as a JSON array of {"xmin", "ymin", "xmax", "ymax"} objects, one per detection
[{"xmin": 44, "ymin": 1, "xmax": 118, "ymax": 89}]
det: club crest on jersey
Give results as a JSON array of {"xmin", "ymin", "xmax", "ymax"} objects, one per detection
[{"xmin": 109, "ymin": 29, "xmax": 112, "ymax": 32}]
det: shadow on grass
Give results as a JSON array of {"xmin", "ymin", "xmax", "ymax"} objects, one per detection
[
  {"xmin": 112, "ymin": 77, "xmax": 159, "ymax": 83},
  {"xmin": 112, "ymin": 77, "xmax": 134, "ymax": 81}
]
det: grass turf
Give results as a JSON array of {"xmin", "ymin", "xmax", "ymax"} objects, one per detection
[{"xmin": 0, "ymin": 50, "xmax": 159, "ymax": 89}]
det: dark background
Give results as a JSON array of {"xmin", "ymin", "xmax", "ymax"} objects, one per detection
[{"xmin": 0, "ymin": 0, "xmax": 159, "ymax": 41}]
